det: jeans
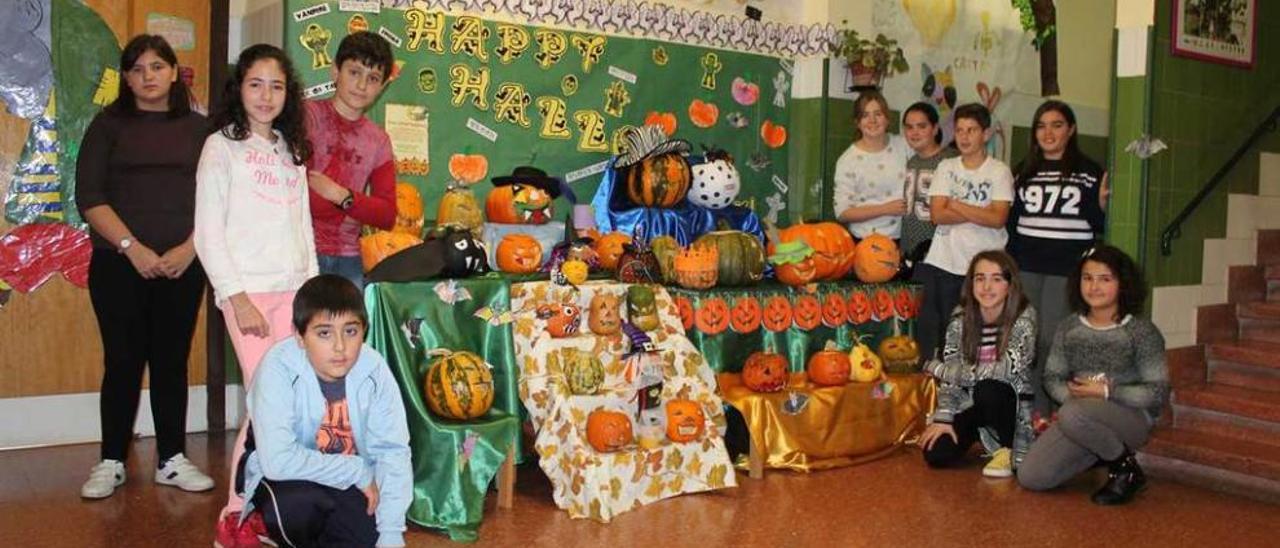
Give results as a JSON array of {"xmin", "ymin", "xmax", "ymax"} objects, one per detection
[{"xmin": 318, "ymin": 254, "xmax": 364, "ymax": 291}]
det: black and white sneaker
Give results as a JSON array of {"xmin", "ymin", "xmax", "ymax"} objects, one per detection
[{"xmin": 154, "ymin": 453, "xmax": 214, "ymax": 492}]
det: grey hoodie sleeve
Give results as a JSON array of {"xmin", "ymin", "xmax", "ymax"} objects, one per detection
[{"xmin": 1110, "ymin": 321, "xmax": 1170, "ymax": 412}]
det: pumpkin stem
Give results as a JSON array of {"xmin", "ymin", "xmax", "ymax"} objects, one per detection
[
  {"xmin": 824, "ymin": 340, "xmax": 840, "ymax": 352},
  {"xmin": 892, "ymin": 317, "xmax": 901, "ymax": 337}
]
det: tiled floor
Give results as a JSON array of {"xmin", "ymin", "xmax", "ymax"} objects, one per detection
[{"xmin": 1, "ymin": 432, "xmax": 1276, "ymax": 547}]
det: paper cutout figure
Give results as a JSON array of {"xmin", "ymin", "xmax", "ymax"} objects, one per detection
[
  {"xmin": 771, "ymin": 70, "xmax": 789, "ymax": 108},
  {"xmin": 700, "ymin": 52, "xmax": 721, "ymax": 90},
  {"xmin": 299, "ymin": 24, "xmax": 333, "ymax": 69},
  {"xmin": 416, "ymin": 67, "xmax": 436, "ymax": 93},
  {"xmin": 475, "ymin": 305, "xmax": 515, "ymax": 326},
  {"xmin": 651, "ymin": 45, "xmax": 668, "ymax": 66},
  {"xmin": 1125, "ymin": 135, "xmax": 1168, "ymax": 159},
  {"xmin": 0, "ymin": 0, "xmax": 52, "ymax": 120},
  {"xmin": 603, "ymin": 80, "xmax": 630, "ymax": 118},
  {"xmin": 731, "ymin": 77, "xmax": 759, "ymax": 106},
  {"xmin": 560, "ymin": 74, "xmax": 578, "ymax": 96},
  {"xmin": 433, "ymin": 280, "xmax": 473, "ymax": 304}
]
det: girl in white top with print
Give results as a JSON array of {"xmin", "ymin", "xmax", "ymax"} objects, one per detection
[{"xmin": 833, "ymin": 91, "xmax": 911, "ymax": 240}]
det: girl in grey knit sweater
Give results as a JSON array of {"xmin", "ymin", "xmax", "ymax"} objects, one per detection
[{"xmin": 1018, "ymin": 245, "xmax": 1168, "ymax": 505}]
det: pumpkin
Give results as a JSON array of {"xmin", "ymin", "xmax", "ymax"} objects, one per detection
[
  {"xmin": 562, "ymin": 348, "xmax": 605, "ymax": 395},
  {"xmin": 792, "ymin": 294, "xmax": 821, "ymax": 331},
  {"xmin": 848, "ymin": 289, "xmax": 873, "ymax": 324},
  {"xmin": 894, "ymin": 287, "xmax": 917, "ymax": 319},
  {"xmin": 437, "ymin": 183, "xmax": 483, "ymax": 235},
  {"xmin": 692, "ymin": 229, "xmax": 765, "ymax": 286},
  {"xmin": 673, "ymin": 245, "xmax": 719, "ymax": 289},
  {"xmin": 879, "ymin": 320, "xmax": 921, "ymax": 374},
  {"xmin": 424, "ymin": 350, "xmax": 495, "ymax": 420},
  {"xmin": 393, "ymin": 182, "xmax": 425, "ymax": 236},
  {"xmin": 762, "ymin": 295, "xmax": 793, "ymax": 332},
  {"xmin": 770, "ymin": 221, "xmax": 856, "ymax": 281},
  {"xmin": 730, "ymin": 296, "xmax": 762, "ymax": 333},
  {"xmin": 486, "ymin": 183, "xmax": 554, "ymax": 224},
  {"xmin": 674, "ymin": 295, "xmax": 695, "ymax": 331},
  {"xmin": 853, "ymin": 234, "xmax": 900, "ymax": 283},
  {"xmin": 586, "ymin": 409, "xmax": 634, "ymax": 452},
  {"xmin": 760, "ymin": 119, "xmax": 788, "ymax": 148},
  {"xmin": 665, "ymin": 399, "xmax": 705, "ymax": 443},
  {"xmin": 807, "ymin": 341, "xmax": 851, "ymax": 387},
  {"xmin": 849, "ymin": 335, "xmax": 884, "ymax": 383},
  {"xmin": 623, "ymin": 151, "xmax": 691, "ymax": 208},
  {"xmin": 495, "ymin": 233, "xmax": 543, "ymax": 274},
  {"xmin": 742, "ymin": 349, "xmax": 788, "ymax": 392},
  {"xmin": 434, "ymin": 227, "xmax": 490, "ymax": 278},
  {"xmin": 688, "ymin": 99, "xmax": 719, "ymax": 129},
  {"xmin": 695, "ymin": 296, "xmax": 730, "ymax": 335},
  {"xmin": 448, "ymin": 153, "xmax": 489, "ymax": 184},
  {"xmin": 588, "ymin": 292, "xmax": 622, "ymax": 336},
  {"xmin": 627, "ymin": 285, "xmax": 660, "ymax": 332},
  {"xmin": 688, "ymin": 148, "xmax": 740, "ymax": 210},
  {"xmin": 643, "ymin": 111, "xmax": 678, "ymax": 136},
  {"xmin": 872, "ymin": 287, "xmax": 894, "ymax": 321},
  {"xmin": 594, "ymin": 232, "xmax": 632, "ymax": 271},
  {"xmin": 649, "ymin": 235, "xmax": 681, "ymax": 283},
  {"xmin": 821, "ymin": 293, "xmax": 847, "ymax": 327},
  {"xmin": 359, "ymin": 230, "xmax": 422, "ymax": 272},
  {"xmin": 537, "ymin": 303, "xmax": 581, "ymax": 338},
  {"xmin": 770, "ymin": 240, "xmax": 817, "ymax": 287},
  {"xmin": 617, "ymin": 241, "xmax": 661, "ymax": 283},
  {"xmin": 559, "ymin": 259, "xmax": 590, "ymax": 286}
]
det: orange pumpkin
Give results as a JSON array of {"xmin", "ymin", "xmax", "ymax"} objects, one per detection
[
  {"xmin": 847, "ymin": 289, "xmax": 873, "ymax": 324},
  {"xmin": 688, "ymin": 99, "xmax": 719, "ymax": 128},
  {"xmin": 760, "ymin": 119, "xmax": 788, "ymax": 148},
  {"xmin": 359, "ymin": 230, "xmax": 422, "ymax": 272},
  {"xmin": 536, "ymin": 303, "xmax": 581, "ymax": 338},
  {"xmin": 872, "ymin": 287, "xmax": 894, "ymax": 321},
  {"xmin": 695, "ymin": 297, "xmax": 730, "ymax": 335},
  {"xmin": 593, "ymin": 232, "xmax": 633, "ymax": 271},
  {"xmin": 894, "ymin": 287, "xmax": 917, "ymax": 319},
  {"xmin": 448, "ymin": 153, "xmax": 489, "ymax": 184},
  {"xmin": 770, "ymin": 221, "xmax": 857, "ymax": 281},
  {"xmin": 770, "ymin": 240, "xmax": 818, "ymax": 287},
  {"xmin": 665, "ymin": 399, "xmax": 705, "ymax": 443},
  {"xmin": 807, "ymin": 341, "xmax": 851, "ymax": 387},
  {"xmin": 821, "ymin": 293, "xmax": 846, "ymax": 327},
  {"xmin": 730, "ymin": 296, "xmax": 761, "ymax": 333},
  {"xmin": 588, "ymin": 292, "xmax": 623, "ymax": 336},
  {"xmin": 742, "ymin": 349, "xmax": 788, "ymax": 392},
  {"xmin": 586, "ymin": 409, "xmax": 634, "ymax": 452},
  {"xmin": 762, "ymin": 295, "xmax": 793, "ymax": 332},
  {"xmin": 393, "ymin": 182, "xmax": 425, "ymax": 236},
  {"xmin": 644, "ymin": 111, "xmax": 678, "ymax": 136},
  {"xmin": 624, "ymin": 151, "xmax": 691, "ymax": 208},
  {"xmin": 673, "ymin": 245, "xmax": 719, "ymax": 289},
  {"xmin": 495, "ymin": 233, "xmax": 543, "ymax": 274},
  {"xmin": 486, "ymin": 183, "xmax": 554, "ymax": 225},
  {"xmin": 879, "ymin": 320, "xmax": 921, "ymax": 374},
  {"xmin": 853, "ymin": 234, "xmax": 900, "ymax": 283},
  {"xmin": 674, "ymin": 295, "xmax": 695, "ymax": 331},
  {"xmin": 792, "ymin": 294, "xmax": 821, "ymax": 331},
  {"xmin": 437, "ymin": 184, "xmax": 483, "ymax": 235}
]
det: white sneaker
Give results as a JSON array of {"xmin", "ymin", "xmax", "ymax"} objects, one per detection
[
  {"xmin": 81, "ymin": 459, "xmax": 125, "ymax": 499},
  {"xmin": 154, "ymin": 453, "xmax": 215, "ymax": 492}
]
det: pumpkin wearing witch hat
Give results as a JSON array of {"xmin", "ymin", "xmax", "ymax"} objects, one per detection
[{"xmin": 487, "ymin": 166, "xmax": 563, "ymax": 225}]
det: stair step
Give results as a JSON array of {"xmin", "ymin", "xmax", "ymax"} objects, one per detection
[
  {"xmin": 1238, "ymin": 303, "xmax": 1280, "ymax": 340},
  {"xmin": 1172, "ymin": 384, "xmax": 1280, "ymax": 424},
  {"xmin": 1240, "ymin": 325, "xmax": 1280, "ymax": 344},
  {"xmin": 1266, "ymin": 264, "xmax": 1280, "ymax": 280},
  {"xmin": 1139, "ymin": 450, "xmax": 1280, "ymax": 505},
  {"xmin": 1173, "ymin": 405, "xmax": 1280, "ymax": 447},
  {"xmin": 1239, "ymin": 301, "xmax": 1280, "ymax": 320},
  {"xmin": 1142, "ymin": 428, "xmax": 1280, "ymax": 484},
  {"xmin": 1209, "ymin": 360, "xmax": 1280, "ymax": 393},
  {"xmin": 1206, "ymin": 340, "xmax": 1280, "ymax": 370}
]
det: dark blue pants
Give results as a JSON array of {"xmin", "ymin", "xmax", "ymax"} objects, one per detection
[{"xmin": 252, "ymin": 478, "xmax": 378, "ymax": 547}]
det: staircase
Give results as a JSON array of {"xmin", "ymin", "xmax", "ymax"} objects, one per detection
[{"xmin": 1139, "ymin": 229, "xmax": 1280, "ymax": 504}]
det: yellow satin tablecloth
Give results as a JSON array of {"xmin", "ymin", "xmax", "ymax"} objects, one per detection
[{"xmin": 719, "ymin": 372, "xmax": 935, "ymax": 473}]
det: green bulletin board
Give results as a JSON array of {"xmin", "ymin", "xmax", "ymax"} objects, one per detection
[{"xmin": 285, "ymin": 1, "xmax": 792, "ymax": 225}]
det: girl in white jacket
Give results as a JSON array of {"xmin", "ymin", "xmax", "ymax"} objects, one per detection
[{"xmin": 193, "ymin": 44, "xmax": 318, "ymax": 542}]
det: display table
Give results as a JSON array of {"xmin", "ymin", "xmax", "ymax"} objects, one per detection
[
  {"xmin": 719, "ymin": 372, "xmax": 935, "ymax": 477},
  {"xmin": 510, "ymin": 281, "xmax": 737, "ymax": 522},
  {"xmin": 365, "ymin": 279, "xmax": 522, "ymax": 542}
]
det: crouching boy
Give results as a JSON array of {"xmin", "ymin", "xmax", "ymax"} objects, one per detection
[{"xmin": 239, "ymin": 274, "xmax": 411, "ymax": 547}]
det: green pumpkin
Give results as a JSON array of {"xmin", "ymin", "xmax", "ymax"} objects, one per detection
[
  {"xmin": 628, "ymin": 285, "xmax": 660, "ymax": 331},
  {"xmin": 624, "ymin": 152, "xmax": 691, "ymax": 208},
  {"xmin": 563, "ymin": 349, "xmax": 605, "ymax": 395},
  {"xmin": 692, "ymin": 229, "xmax": 765, "ymax": 286},
  {"xmin": 649, "ymin": 235, "xmax": 681, "ymax": 284},
  {"xmin": 424, "ymin": 350, "xmax": 494, "ymax": 420}
]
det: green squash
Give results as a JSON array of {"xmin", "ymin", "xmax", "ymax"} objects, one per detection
[
  {"xmin": 649, "ymin": 235, "xmax": 681, "ymax": 284},
  {"xmin": 692, "ymin": 229, "xmax": 765, "ymax": 286},
  {"xmin": 563, "ymin": 349, "xmax": 605, "ymax": 395}
]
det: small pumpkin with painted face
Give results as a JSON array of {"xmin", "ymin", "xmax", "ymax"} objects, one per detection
[
  {"xmin": 588, "ymin": 292, "xmax": 623, "ymax": 336},
  {"xmin": 495, "ymin": 233, "xmax": 543, "ymax": 274},
  {"xmin": 665, "ymin": 399, "xmax": 705, "ymax": 443},
  {"xmin": 742, "ymin": 349, "xmax": 788, "ymax": 393},
  {"xmin": 586, "ymin": 409, "xmax": 634, "ymax": 452},
  {"xmin": 537, "ymin": 302, "xmax": 582, "ymax": 338},
  {"xmin": 627, "ymin": 285, "xmax": 660, "ymax": 332}
]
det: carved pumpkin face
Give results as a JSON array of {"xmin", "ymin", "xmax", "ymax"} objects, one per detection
[
  {"xmin": 589, "ymin": 292, "xmax": 622, "ymax": 336},
  {"xmin": 628, "ymin": 285, "xmax": 660, "ymax": 331},
  {"xmin": 853, "ymin": 234, "xmax": 901, "ymax": 283},
  {"xmin": 807, "ymin": 342, "xmax": 851, "ymax": 386},
  {"xmin": 665, "ymin": 399, "xmax": 705, "ymax": 443},
  {"xmin": 559, "ymin": 259, "xmax": 590, "ymax": 286},
  {"xmin": 594, "ymin": 232, "xmax": 633, "ymax": 271},
  {"xmin": 438, "ymin": 227, "xmax": 490, "ymax": 277},
  {"xmin": 821, "ymin": 293, "xmax": 847, "ymax": 327},
  {"xmin": 743, "ymin": 349, "xmax": 788, "ymax": 392},
  {"xmin": 586, "ymin": 409, "xmax": 634, "ymax": 452},
  {"xmin": 730, "ymin": 296, "xmax": 761, "ymax": 333},
  {"xmin": 772, "ymin": 221, "xmax": 856, "ymax": 281},
  {"xmin": 762, "ymin": 295, "xmax": 793, "ymax": 332},
  {"xmin": 617, "ymin": 243, "xmax": 661, "ymax": 283},
  {"xmin": 695, "ymin": 296, "xmax": 730, "ymax": 335},
  {"xmin": 848, "ymin": 290, "xmax": 872, "ymax": 324},
  {"xmin": 393, "ymin": 182, "xmax": 425, "ymax": 236},
  {"xmin": 894, "ymin": 287, "xmax": 916, "ymax": 319},
  {"xmin": 872, "ymin": 287, "xmax": 894, "ymax": 321},
  {"xmin": 537, "ymin": 303, "xmax": 581, "ymax": 338},
  {"xmin": 486, "ymin": 183, "xmax": 554, "ymax": 224},
  {"xmin": 879, "ymin": 334, "xmax": 921, "ymax": 374},
  {"xmin": 770, "ymin": 240, "xmax": 817, "ymax": 287},
  {"xmin": 496, "ymin": 234, "xmax": 543, "ymax": 274},
  {"xmin": 792, "ymin": 295, "xmax": 821, "ymax": 331},
  {"xmin": 675, "ymin": 295, "xmax": 695, "ymax": 331},
  {"xmin": 849, "ymin": 339, "xmax": 884, "ymax": 383},
  {"xmin": 438, "ymin": 184, "xmax": 483, "ymax": 233},
  {"xmin": 674, "ymin": 245, "xmax": 719, "ymax": 289}
]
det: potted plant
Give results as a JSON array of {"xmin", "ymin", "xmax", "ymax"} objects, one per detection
[{"xmin": 832, "ymin": 23, "xmax": 910, "ymax": 90}]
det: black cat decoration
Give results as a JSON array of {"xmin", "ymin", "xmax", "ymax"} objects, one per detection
[{"xmin": 367, "ymin": 225, "xmax": 490, "ymax": 282}]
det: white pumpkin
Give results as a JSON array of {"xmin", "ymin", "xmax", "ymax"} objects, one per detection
[{"xmin": 688, "ymin": 150, "xmax": 741, "ymax": 210}]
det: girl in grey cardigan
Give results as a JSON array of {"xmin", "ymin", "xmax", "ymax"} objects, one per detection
[
  {"xmin": 1018, "ymin": 245, "xmax": 1168, "ymax": 505},
  {"xmin": 921, "ymin": 250, "xmax": 1037, "ymax": 478}
]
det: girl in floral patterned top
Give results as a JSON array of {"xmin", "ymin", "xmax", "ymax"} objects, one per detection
[{"xmin": 833, "ymin": 91, "xmax": 911, "ymax": 240}]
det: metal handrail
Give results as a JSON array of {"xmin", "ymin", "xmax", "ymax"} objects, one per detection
[{"xmin": 1160, "ymin": 103, "xmax": 1280, "ymax": 256}]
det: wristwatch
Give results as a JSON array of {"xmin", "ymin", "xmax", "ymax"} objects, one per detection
[
  {"xmin": 339, "ymin": 189, "xmax": 355, "ymax": 211},
  {"xmin": 117, "ymin": 236, "xmax": 134, "ymax": 254}
]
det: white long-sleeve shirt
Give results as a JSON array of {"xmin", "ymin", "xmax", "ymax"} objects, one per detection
[{"xmin": 194, "ymin": 128, "xmax": 318, "ymax": 306}]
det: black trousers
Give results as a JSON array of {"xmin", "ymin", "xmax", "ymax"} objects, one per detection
[
  {"xmin": 923, "ymin": 380, "xmax": 1017, "ymax": 467},
  {"xmin": 88, "ymin": 249, "xmax": 205, "ymax": 462},
  {"xmin": 252, "ymin": 479, "xmax": 378, "ymax": 547},
  {"xmin": 912, "ymin": 262, "xmax": 965, "ymax": 362}
]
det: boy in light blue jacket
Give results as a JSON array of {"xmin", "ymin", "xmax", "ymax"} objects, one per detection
[{"xmin": 236, "ymin": 274, "xmax": 411, "ymax": 547}]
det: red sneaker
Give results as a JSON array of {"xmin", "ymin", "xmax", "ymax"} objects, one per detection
[
  {"xmin": 244, "ymin": 510, "xmax": 276, "ymax": 546},
  {"xmin": 213, "ymin": 512, "xmax": 262, "ymax": 548}
]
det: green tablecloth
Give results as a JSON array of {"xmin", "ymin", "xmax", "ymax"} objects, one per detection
[
  {"xmin": 667, "ymin": 281, "xmax": 921, "ymax": 372},
  {"xmin": 365, "ymin": 278, "xmax": 522, "ymax": 542}
]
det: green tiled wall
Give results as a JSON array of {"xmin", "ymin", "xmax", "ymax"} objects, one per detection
[
  {"xmin": 1108, "ymin": 75, "xmax": 1150, "ymax": 258},
  {"xmin": 1142, "ymin": 1, "xmax": 1280, "ymax": 287}
]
